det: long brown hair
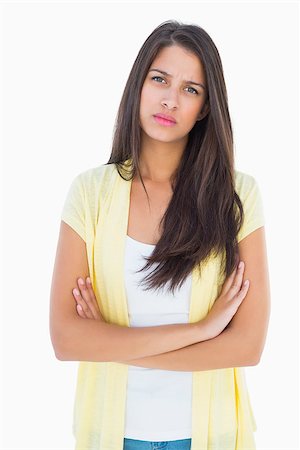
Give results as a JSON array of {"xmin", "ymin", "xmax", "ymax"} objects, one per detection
[{"xmin": 106, "ymin": 20, "xmax": 243, "ymax": 294}]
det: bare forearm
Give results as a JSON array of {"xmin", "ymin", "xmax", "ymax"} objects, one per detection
[
  {"xmin": 55, "ymin": 317, "xmax": 210, "ymax": 362},
  {"xmin": 116, "ymin": 328, "xmax": 258, "ymax": 371}
]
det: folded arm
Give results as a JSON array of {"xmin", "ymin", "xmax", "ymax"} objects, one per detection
[
  {"xmin": 116, "ymin": 227, "xmax": 271, "ymax": 371},
  {"xmin": 116, "ymin": 326, "xmax": 257, "ymax": 371},
  {"xmin": 50, "ymin": 221, "xmax": 211, "ymax": 362}
]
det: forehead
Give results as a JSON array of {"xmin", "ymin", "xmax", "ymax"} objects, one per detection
[{"xmin": 150, "ymin": 45, "xmax": 205, "ymax": 80}]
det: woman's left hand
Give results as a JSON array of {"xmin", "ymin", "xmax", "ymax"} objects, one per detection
[{"xmin": 72, "ymin": 277, "xmax": 105, "ymax": 321}]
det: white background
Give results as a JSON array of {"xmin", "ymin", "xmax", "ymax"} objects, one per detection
[{"xmin": 1, "ymin": 1, "xmax": 299, "ymax": 449}]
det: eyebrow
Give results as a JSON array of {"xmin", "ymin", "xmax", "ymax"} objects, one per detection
[{"xmin": 149, "ymin": 68, "xmax": 206, "ymax": 90}]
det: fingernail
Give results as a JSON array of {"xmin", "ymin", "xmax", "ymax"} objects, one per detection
[
  {"xmin": 78, "ymin": 278, "xmax": 85, "ymax": 285},
  {"xmin": 244, "ymin": 280, "xmax": 249, "ymax": 286},
  {"xmin": 238, "ymin": 261, "xmax": 244, "ymax": 269},
  {"xmin": 73, "ymin": 288, "xmax": 80, "ymax": 295},
  {"xmin": 86, "ymin": 277, "xmax": 91, "ymax": 284}
]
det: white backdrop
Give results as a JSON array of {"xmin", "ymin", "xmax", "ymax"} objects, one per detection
[{"xmin": 1, "ymin": 1, "xmax": 299, "ymax": 450}]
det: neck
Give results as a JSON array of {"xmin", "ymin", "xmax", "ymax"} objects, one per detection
[{"xmin": 137, "ymin": 132, "xmax": 188, "ymax": 183}]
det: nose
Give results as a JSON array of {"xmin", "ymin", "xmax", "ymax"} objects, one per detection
[{"xmin": 161, "ymin": 88, "xmax": 179, "ymax": 110}]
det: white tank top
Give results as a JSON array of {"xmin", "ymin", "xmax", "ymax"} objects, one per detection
[{"xmin": 123, "ymin": 234, "xmax": 193, "ymax": 441}]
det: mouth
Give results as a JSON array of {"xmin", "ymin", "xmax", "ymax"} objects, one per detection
[{"xmin": 153, "ymin": 114, "xmax": 177, "ymax": 127}]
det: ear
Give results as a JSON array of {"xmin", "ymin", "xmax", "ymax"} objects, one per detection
[{"xmin": 197, "ymin": 101, "xmax": 210, "ymax": 121}]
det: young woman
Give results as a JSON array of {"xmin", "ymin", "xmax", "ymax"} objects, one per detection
[{"xmin": 50, "ymin": 20, "xmax": 270, "ymax": 450}]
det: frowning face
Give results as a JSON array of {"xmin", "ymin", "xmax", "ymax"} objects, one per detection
[{"xmin": 139, "ymin": 44, "xmax": 208, "ymax": 145}]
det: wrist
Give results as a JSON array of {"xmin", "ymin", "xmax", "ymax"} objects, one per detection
[{"xmin": 193, "ymin": 319, "xmax": 212, "ymax": 342}]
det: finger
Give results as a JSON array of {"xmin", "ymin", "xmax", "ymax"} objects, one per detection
[
  {"xmin": 76, "ymin": 303, "xmax": 88, "ymax": 319},
  {"xmin": 221, "ymin": 265, "xmax": 239, "ymax": 296},
  {"xmin": 78, "ymin": 278, "xmax": 101, "ymax": 320},
  {"xmin": 73, "ymin": 286, "xmax": 94, "ymax": 319},
  {"xmin": 76, "ymin": 278, "xmax": 99, "ymax": 319},
  {"xmin": 233, "ymin": 279, "xmax": 250, "ymax": 305},
  {"xmin": 85, "ymin": 277, "xmax": 103, "ymax": 319},
  {"xmin": 227, "ymin": 261, "xmax": 245, "ymax": 299}
]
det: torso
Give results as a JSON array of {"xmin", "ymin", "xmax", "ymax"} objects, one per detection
[{"xmin": 127, "ymin": 177, "xmax": 173, "ymax": 245}]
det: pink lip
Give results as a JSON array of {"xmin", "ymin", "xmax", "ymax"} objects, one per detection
[{"xmin": 153, "ymin": 113, "xmax": 177, "ymax": 126}]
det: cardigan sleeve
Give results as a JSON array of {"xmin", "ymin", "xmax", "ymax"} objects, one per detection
[
  {"xmin": 60, "ymin": 172, "xmax": 86, "ymax": 242},
  {"xmin": 236, "ymin": 174, "xmax": 265, "ymax": 243}
]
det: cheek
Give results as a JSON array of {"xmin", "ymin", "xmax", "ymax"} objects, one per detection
[
  {"xmin": 139, "ymin": 88, "xmax": 153, "ymax": 126},
  {"xmin": 140, "ymin": 85, "xmax": 159, "ymax": 110},
  {"xmin": 184, "ymin": 101, "xmax": 204, "ymax": 121}
]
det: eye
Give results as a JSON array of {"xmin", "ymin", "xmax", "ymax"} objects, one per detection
[
  {"xmin": 151, "ymin": 76, "xmax": 166, "ymax": 83},
  {"xmin": 151, "ymin": 76, "xmax": 199, "ymax": 95},
  {"xmin": 184, "ymin": 86, "xmax": 199, "ymax": 95}
]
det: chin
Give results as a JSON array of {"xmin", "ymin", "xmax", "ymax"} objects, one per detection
[
  {"xmin": 141, "ymin": 124, "xmax": 182, "ymax": 141},
  {"xmin": 143, "ymin": 131, "xmax": 181, "ymax": 144}
]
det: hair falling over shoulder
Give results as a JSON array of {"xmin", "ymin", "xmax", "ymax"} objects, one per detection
[{"xmin": 106, "ymin": 20, "xmax": 244, "ymax": 295}]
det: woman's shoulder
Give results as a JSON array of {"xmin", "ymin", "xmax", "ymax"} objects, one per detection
[
  {"xmin": 234, "ymin": 168, "xmax": 259, "ymax": 198},
  {"xmin": 234, "ymin": 168, "xmax": 257, "ymax": 185},
  {"xmin": 74, "ymin": 162, "xmax": 118, "ymax": 193},
  {"xmin": 234, "ymin": 169, "xmax": 265, "ymax": 241},
  {"xmin": 66, "ymin": 162, "xmax": 118, "ymax": 205},
  {"xmin": 77, "ymin": 162, "xmax": 117, "ymax": 183}
]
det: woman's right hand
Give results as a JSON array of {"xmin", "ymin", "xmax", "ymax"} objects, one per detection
[{"xmin": 202, "ymin": 261, "xmax": 250, "ymax": 340}]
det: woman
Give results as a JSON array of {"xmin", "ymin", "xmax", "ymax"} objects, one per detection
[{"xmin": 50, "ymin": 20, "xmax": 271, "ymax": 450}]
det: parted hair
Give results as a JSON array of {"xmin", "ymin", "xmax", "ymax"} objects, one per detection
[{"xmin": 106, "ymin": 19, "xmax": 243, "ymax": 294}]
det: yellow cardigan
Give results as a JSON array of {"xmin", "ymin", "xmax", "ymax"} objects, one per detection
[{"xmin": 60, "ymin": 158, "xmax": 265, "ymax": 450}]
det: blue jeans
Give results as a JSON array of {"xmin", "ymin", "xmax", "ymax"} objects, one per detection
[{"xmin": 123, "ymin": 438, "xmax": 192, "ymax": 449}]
